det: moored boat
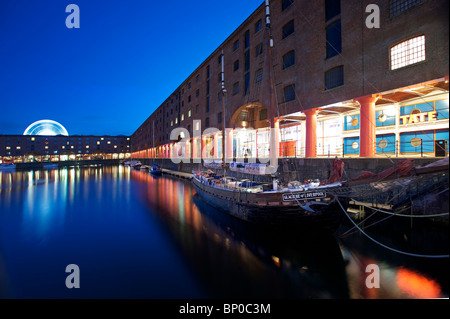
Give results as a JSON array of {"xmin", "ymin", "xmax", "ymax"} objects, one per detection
[
  {"xmin": 191, "ymin": 168, "xmax": 346, "ymax": 233},
  {"xmin": 150, "ymin": 163, "xmax": 163, "ymax": 175}
]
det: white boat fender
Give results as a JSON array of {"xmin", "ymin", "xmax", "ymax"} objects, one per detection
[{"xmin": 273, "ymin": 179, "xmax": 278, "ymax": 191}]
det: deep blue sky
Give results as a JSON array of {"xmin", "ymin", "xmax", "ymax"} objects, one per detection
[{"xmin": 0, "ymin": 0, "xmax": 263, "ymax": 136}]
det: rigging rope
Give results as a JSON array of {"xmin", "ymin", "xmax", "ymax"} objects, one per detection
[{"xmin": 336, "ymin": 198, "xmax": 449, "ymax": 259}]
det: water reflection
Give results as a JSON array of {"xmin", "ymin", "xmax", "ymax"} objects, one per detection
[
  {"xmin": 0, "ymin": 166, "xmax": 447, "ymax": 299},
  {"xmin": 131, "ymin": 169, "xmax": 448, "ymax": 299},
  {"xmin": 132, "ymin": 169, "xmax": 350, "ymax": 298}
]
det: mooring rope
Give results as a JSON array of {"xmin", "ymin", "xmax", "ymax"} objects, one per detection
[
  {"xmin": 340, "ymin": 213, "xmax": 397, "ymax": 238},
  {"xmin": 336, "ymin": 198, "xmax": 449, "ymax": 259}
]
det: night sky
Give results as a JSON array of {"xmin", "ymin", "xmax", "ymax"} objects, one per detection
[{"xmin": 0, "ymin": 0, "xmax": 263, "ymax": 136}]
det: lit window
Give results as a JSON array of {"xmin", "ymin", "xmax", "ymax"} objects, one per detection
[
  {"xmin": 31, "ymin": 137, "xmax": 35, "ymax": 141},
  {"xmin": 62, "ymin": 146, "xmax": 65, "ymax": 149},
  {"xmin": 97, "ymin": 141, "xmax": 100, "ymax": 144},
  {"xmin": 107, "ymin": 141, "xmax": 111, "ymax": 144},
  {"xmin": 6, "ymin": 146, "xmax": 10, "ymax": 150},
  {"xmin": 188, "ymin": 109, "xmax": 192, "ymax": 117},
  {"xmin": 114, "ymin": 145, "xmax": 117, "ymax": 148},
  {"xmin": 390, "ymin": 35, "xmax": 425, "ymax": 70},
  {"xmin": 45, "ymin": 146, "xmax": 49, "ymax": 149},
  {"xmin": 181, "ymin": 114, "xmax": 184, "ymax": 121},
  {"xmin": 86, "ymin": 145, "xmax": 89, "ymax": 148},
  {"xmin": 16, "ymin": 146, "xmax": 20, "ymax": 150}
]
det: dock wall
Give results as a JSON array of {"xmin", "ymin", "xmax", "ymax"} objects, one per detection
[{"xmin": 136, "ymin": 157, "xmax": 443, "ymax": 183}]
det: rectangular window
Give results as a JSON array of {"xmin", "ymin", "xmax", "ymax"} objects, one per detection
[
  {"xmin": 326, "ymin": 20, "xmax": 341, "ymax": 58},
  {"xmin": 282, "ymin": 20, "xmax": 294, "ymax": 39},
  {"xmin": 255, "ymin": 68, "xmax": 263, "ymax": 83},
  {"xmin": 205, "ymin": 117, "xmax": 210, "ymax": 128},
  {"xmin": 206, "ymin": 97, "xmax": 210, "ymax": 112},
  {"xmin": 233, "ymin": 40, "xmax": 239, "ymax": 51},
  {"xmin": 282, "ymin": 0, "xmax": 294, "ymax": 11},
  {"xmin": 325, "ymin": 65, "xmax": 344, "ymax": 90},
  {"xmin": 218, "ymin": 112, "xmax": 223, "ymax": 124},
  {"xmin": 245, "ymin": 30, "xmax": 250, "ymax": 48},
  {"xmin": 244, "ymin": 72, "xmax": 250, "ymax": 95},
  {"xmin": 244, "ymin": 50, "xmax": 250, "ymax": 72},
  {"xmin": 390, "ymin": 35, "xmax": 425, "ymax": 70},
  {"xmin": 282, "ymin": 50, "xmax": 295, "ymax": 69},
  {"xmin": 259, "ymin": 109, "xmax": 268, "ymax": 121},
  {"xmin": 234, "ymin": 60, "xmax": 239, "ymax": 71},
  {"xmin": 255, "ymin": 43, "xmax": 263, "ymax": 57},
  {"xmin": 325, "ymin": 0, "xmax": 340, "ymax": 21},
  {"xmin": 435, "ymin": 99, "xmax": 449, "ymax": 120},
  {"xmin": 233, "ymin": 82, "xmax": 240, "ymax": 95},
  {"xmin": 255, "ymin": 19, "xmax": 262, "ymax": 33},
  {"xmin": 239, "ymin": 110, "xmax": 249, "ymax": 121},
  {"xmin": 390, "ymin": 0, "xmax": 424, "ymax": 18},
  {"xmin": 283, "ymin": 84, "xmax": 295, "ymax": 102}
]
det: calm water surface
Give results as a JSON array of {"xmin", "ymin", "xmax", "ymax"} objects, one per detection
[{"xmin": 0, "ymin": 166, "xmax": 448, "ymax": 299}]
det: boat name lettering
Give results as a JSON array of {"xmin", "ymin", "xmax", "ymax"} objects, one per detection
[{"xmin": 282, "ymin": 191, "xmax": 327, "ymax": 201}]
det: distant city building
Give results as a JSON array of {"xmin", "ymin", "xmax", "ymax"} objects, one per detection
[
  {"xmin": 0, "ymin": 135, "xmax": 131, "ymax": 163},
  {"xmin": 131, "ymin": 0, "xmax": 449, "ymax": 160}
]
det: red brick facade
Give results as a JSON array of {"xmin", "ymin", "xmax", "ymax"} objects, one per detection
[{"xmin": 131, "ymin": 0, "xmax": 449, "ymax": 155}]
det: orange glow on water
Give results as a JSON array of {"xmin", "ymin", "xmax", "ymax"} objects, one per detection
[{"xmin": 396, "ymin": 268, "xmax": 442, "ymax": 299}]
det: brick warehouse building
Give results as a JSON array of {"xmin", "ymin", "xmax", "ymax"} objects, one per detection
[
  {"xmin": 131, "ymin": 0, "xmax": 448, "ymax": 161},
  {"xmin": 0, "ymin": 135, "xmax": 131, "ymax": 163}
]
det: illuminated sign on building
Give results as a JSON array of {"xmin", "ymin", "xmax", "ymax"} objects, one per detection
[{"xmin": 400, "ymin": 111, "xmax": 437, "ymax": 125}]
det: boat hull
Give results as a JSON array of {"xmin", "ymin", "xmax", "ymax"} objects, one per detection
[{"xmin": 192, "ymin": 177, "xmax": 345, "ymax": 233}]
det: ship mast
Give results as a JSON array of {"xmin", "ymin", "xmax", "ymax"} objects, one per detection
[
  {"xmin": 220, "ymin": 50, "xmax": 227, "ymax": 173},
  {"xmin": 265, "ymin": 0, "xmax": 277, "ymax": 173}
]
